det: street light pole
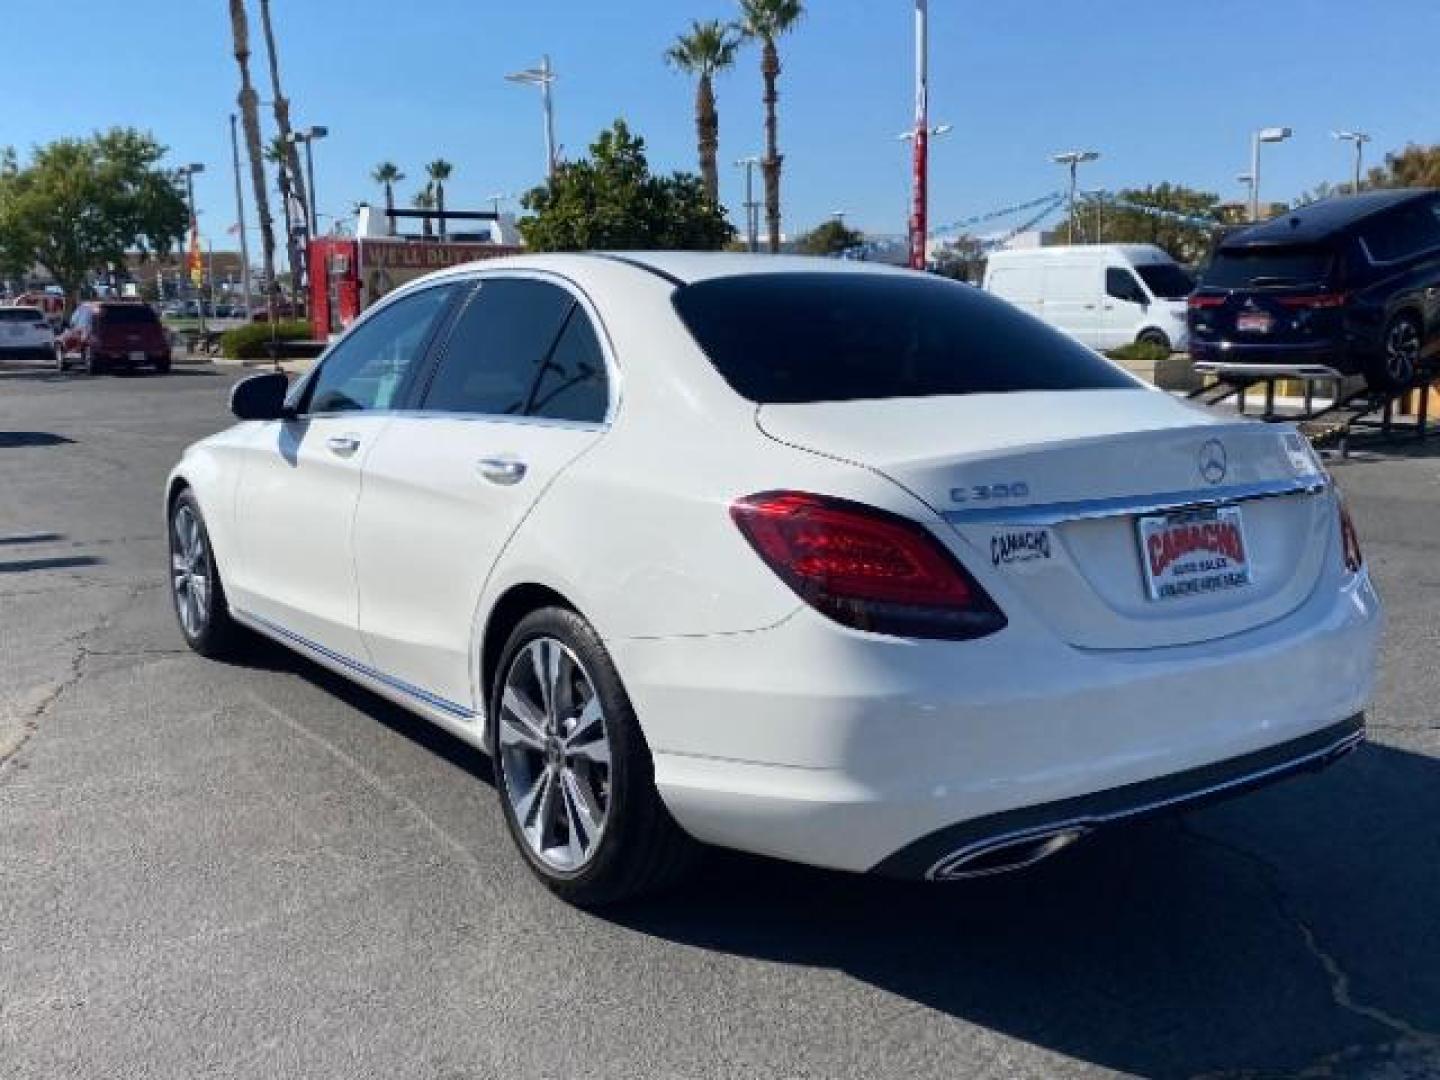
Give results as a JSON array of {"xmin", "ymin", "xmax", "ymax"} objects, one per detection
[
  {"xmin": 1051, "ymin": 150, "xmax": 1099, "ymax": 244},
  {"xmin": 908, "ymin": 0, "xmax": 929, "ymax": 271},
  {"xmin": 1333, "ymin": 130, "xmax": 1371, "ymax": 193},
  {"xmin": 507, "ymin": 56, "xmax": 559, "ymax": 180},
  {"xmin": 228, "ymin": 115, "xmax": 253, "ymax": 317},
  {"xmin": 735, "ymin": 157, "xmax": 761, "ymax": 252},
  {"xmin": 178, "ymin": 163, "xmax": 206, "ymax": 336},
  {"xmin": 1250, "ymin": 126, "xmax": 1292, "ymax": 221}
]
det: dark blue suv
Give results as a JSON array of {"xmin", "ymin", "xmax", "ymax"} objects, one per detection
[{"xmin": 1188, "ymin": 189, "xmax": 1440, "ymax": 390}]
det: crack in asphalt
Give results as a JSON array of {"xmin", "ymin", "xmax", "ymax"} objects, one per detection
[{"xmin": 1179, "ymin": 820, "xmax": 1440, "ymax": 1052}]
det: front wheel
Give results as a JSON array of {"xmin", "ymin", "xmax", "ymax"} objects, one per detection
[
  {"xmin": 1367, "ymin": 313, "xmax": 1422, "ymax": 391},
  {"xmin": 1136, "ymin": 329, "xmax": 1171, "ymax": 352},
  {"xmin": 168, "ymin": 490, "xmax": 244, "ymax": 658},
  {"xmin": 491, "ymin": 608, "xmax": 697, "ymax": 906}
]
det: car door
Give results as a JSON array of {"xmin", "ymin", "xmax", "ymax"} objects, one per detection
[
  {"xmin": 1043, "ymin": 261, "xmax": 1101, "ymax": 346},
  {"xmin": 352, "ymin": 274, "xmax": 612, "ymax": 715},
  {"xmin": 227, "ymin": 282, "xmax": 460, "ymax": 661},
  {"xmin": 1101, "ymin": 265, "xmax": 1151, "ymax": 349}
]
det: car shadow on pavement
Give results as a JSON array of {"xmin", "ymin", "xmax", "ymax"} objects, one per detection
[
  {"xmin": 0, "ymin": 554, "xmax": 102, "ymax": 573},
  {"xmin": 0, "ymin": 432, "xmax": 74, "ymax": 448},
  {"xmin": 606, "ymin": 742, "xmax": 1440, "ymax": 1077}
]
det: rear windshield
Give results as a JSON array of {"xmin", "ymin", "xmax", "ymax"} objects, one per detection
[
  {"xmin": 671, "ymin": 272, "xmax": 1136, "ymax": 404},
  {"xmin": 97, "ymin": 305, "xmax": 159, "ymax": 325},
  {"xmin": 0, "ymin": 307, "xmax": 43, "ymax": 322},
  {"xmin": 1201, "ymin": 246, "xmax": 1335, "ymax": 290},
  {"xmin": 1136, "ymin": 263, "xmax": 1195, "ymax": 300}
]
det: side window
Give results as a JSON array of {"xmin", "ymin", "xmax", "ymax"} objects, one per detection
[
  {"xmin": 305, "ymin": 285, "xmax": 456, "ymax": 414},
  {"xmin": 1362, "ymin": 203, "xmax": 1440, "ymax": 263},
  {"xmin": 422, "ymin": 278, "xmax": 608, "ymax": 422},
  {"xmin": 1106, "ymin": 267, "xmax": 1148, "ymax": 305}
]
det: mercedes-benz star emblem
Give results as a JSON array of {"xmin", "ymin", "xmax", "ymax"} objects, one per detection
[{"xmin": 1198, "ymin": 439, "xmax": 1228, "ymax": 485}]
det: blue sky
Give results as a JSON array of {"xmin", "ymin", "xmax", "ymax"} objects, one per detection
[{"xmin": 3, "ymin": 0, "xmax": 1436, "ymax": 246}]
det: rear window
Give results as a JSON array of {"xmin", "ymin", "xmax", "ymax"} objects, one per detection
[
  {"xmin": 97, "ymin": 305, "xmax": 159, "ymax": 326},
  {"xmin": 1135, "ymin": 263, "xmax": 1195, "ymax": 300},
  {"xmin": 0, "ymin": 307, "xmax": 44, "ymax": 322},
  {"xmin": 672, "ymin": 272, "xmax": 1136, "ymax": 404},
  {"xmin": 1201, "ymin": 246, "xmax": 1334, "ymax": 290}
]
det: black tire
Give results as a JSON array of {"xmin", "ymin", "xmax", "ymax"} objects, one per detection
[
  {"xmin": 1366, "ymin": 312, "xmax": 1422, "ymax": 391},
  {"xmin": 154, "ymin": 357, "xmax": 172, "ymax": 374},
  {"xmin": 490, "ymin": 607, "xmax": 697, "ymax": 906},
  {"xmin": 83, "ymin": 348, "xmax": 103, "ymax": 376},
  {"xmin": 1137, "ymin": 329, "xmax": 1171, "ymax": 352},
  {"xmin": 168, "ymin": 489, "xmax": 245, "ymax": 659}
]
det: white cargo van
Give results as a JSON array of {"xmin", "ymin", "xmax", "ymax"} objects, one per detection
[{"xmin": 983, "ymin": 244, "xmax": 1193, "ymax": 351}]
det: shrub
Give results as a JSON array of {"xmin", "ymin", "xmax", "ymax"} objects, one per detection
[
  {"xmin": 219, "ymin": 320, "xmax": 312, "ymax": 360},
  {"xmin": 1106, "ymin": 340, "xmax": 1171, "ymax": 366}
]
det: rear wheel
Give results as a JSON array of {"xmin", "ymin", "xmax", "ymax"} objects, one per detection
[
  {"xmin": 1137, "ymin": 329, "xmax": 1171, "ymax": 352},
  {"xmin": 1368, "ymin": 312, "xmax": 1422, "ymax": 391},
  {"xmin": 491, "ymin": 607, "xmax": 697, "ymax": 906}
]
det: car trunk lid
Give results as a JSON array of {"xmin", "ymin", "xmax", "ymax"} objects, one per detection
[{"xmin": 757, "ymin": 390, "xmax": 1331, "ymax": 649}]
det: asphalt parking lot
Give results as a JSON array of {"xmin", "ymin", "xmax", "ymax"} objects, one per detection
[{"xmin": 2, "ymin": 362, "xmax": 1438, "ymax": 1079}]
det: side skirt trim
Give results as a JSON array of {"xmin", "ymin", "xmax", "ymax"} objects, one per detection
[{"xmin": 234, "ymin": 608, "xmax": 478, "ymax": 722}]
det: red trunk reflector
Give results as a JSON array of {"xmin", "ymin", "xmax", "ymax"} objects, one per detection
[
  {"xmin": 1276, "ymin": 293, "xmax": 1348, "ymax": 309},
  {"xmin": 1187, "ymin": 294, "xmax": 1226, "ymax": 309},
  {"xmin": 730, "ymin": 491, "xmax": 1006, "ymax": 640}
]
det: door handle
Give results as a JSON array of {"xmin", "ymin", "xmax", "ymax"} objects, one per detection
[
  {"xmin": 1083, "ymin": 303, "xmax": 1097, "ymax": 310},
  {"xmin": 477, "ymin": 457, "xmax": 528, "ymax": 485},
  {"xmin": 326, "ymin": 434, "xmax": 361, "ymax": 457}
]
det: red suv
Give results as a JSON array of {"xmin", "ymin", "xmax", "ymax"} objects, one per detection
[{"xmin": 58, "ymin": 302, "xmax": 172, "ymax": 374}]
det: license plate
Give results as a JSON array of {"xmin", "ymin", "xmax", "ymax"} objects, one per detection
[
  {"xmin": 1136, "ymin": 506, "xmax": 1251, "ymax": 601},
  {"xmin": 129, "ymin": 350, "xmax": 145, "ymax": 364},
  {"xmin": 1237, "ymin": 311, "xmax": 1273, "ymax": 333}
]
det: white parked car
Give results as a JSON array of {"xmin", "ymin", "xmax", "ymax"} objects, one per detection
[
  {"xmin": 166, "ymin": 254, "xmax": 1380, "ymax": 905},
  {"xmin": 984, "ymin": 243, "xmax": 1194, "ymax": 352},
  {"xmin": 0, "ymin": 305, "xmax": 57, "ymax": 363}
]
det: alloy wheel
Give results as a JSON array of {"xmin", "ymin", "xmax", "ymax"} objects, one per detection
[
  {"xmin": 170, "ymin": 504, "xmax": 211, "ymax": 639},
  {"xmin": 498, "ymin": 636, "xmax": 612, "ymax": 873},
  {"xmin": 1386, "ymin": 319, "xmax": 1421, "ymax": 383}
]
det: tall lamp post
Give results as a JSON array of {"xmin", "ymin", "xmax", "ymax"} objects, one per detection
[
  {"xmin": 1333, "ymin": 129, "xmax": 1371, "ymax": 193},
  {"xmin": 734, "ymin": 156, "xmax": 762, "ymax": 252},
  {"xmin": 506, "ymin": 56, "xmax": 559, "ymax": 180},
  {"xmin": 1052, "ymin": 150, "xmax": 1099, "ymax": 244},
  {"xmin": 177, "ymin": 162, "xmax": 205, "ymax": 335},
  {"xmin": 907, "ymin": 0, "xmax": 931, "ymax": 271},
  {"xmin": 227, "ymin": 115, "xmax": 253, "ymax": 317},
  {"xmin": 1249, "ymin": 126, "xmax": 1292, "ymax": 221},
  {"xmin": 286, "ymin": 125, "xmax": 328, "ymax": 237}
]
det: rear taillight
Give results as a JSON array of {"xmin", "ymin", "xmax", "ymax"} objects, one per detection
[
  {"xmin": 1276, "ymin": 293, "xmax": 1348, "ymax": 309},
  {"xmin": 1187, "ymin": 294, "xmax": 1226, "ymax": 309},
  {"xmin": 730, "ymin": 491, "xmax": 1006, "ymax": 640},
  {"xmin": 1338, "ymin": 499, "xmax": 1364, "ymax": 574}
]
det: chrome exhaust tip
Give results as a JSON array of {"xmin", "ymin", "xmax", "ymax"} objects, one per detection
[{"xmin": 927, "ymin": 826, "xmax": 1090, "ymax": 882}]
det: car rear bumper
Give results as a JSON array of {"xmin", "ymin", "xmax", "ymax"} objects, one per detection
[
  {"xmin": 611, "ymin": 567, "xmax": 1382, "ymax": 876},
  {"xmin": 1190, "ymin": 338, "xmax": 1360, "ymax": 377}
]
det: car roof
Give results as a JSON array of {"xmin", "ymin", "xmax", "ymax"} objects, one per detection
[{"xmin": 1221, "ymin": 189, "xmax": 1436, "ymax": 248}]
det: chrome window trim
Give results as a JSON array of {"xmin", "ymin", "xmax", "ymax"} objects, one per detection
[
  {"xmin": 293, "ymin": 407, "xmax": 605, "ymax": 432},
  {"xmin": 415, "ymin": 266, "xmax": 622, "ymax": 429},
  {"xmin": 942, "ymin": 475, "xmax": 1329, "ymax": 527}
]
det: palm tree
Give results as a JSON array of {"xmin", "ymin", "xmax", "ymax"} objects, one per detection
[
  {"xmin": 372, "ymin": 162, "xmax": 404, "ymax": 235},
  {"xmin": 264, "ymin": 136, "xmax": 302, "ymax": 301},
  {"xmin": 665, "ymin": 20, "xmax": 743, "ymax": 207},
  {"xmin": 738, "ymin": 0, "xmax": 803, "ymax": 253},
  {"xmin": 228, "ymin": 0, "xmax": 277, "ymax": 316},
  {"xmin": 256, "ymin": 0, "xmax": 307, "ymax": 229},
  {"xmin": 412, "ymin": 185, "xmax": 436, "ymax": 239},
  {"xmin": 426, "ymin": 160, "xmax": 453, "ymax": 240}
]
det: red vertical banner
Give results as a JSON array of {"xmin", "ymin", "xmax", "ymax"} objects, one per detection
[
  {"xmin": 187, "ymin": 217, "xmax": 203, "ymax": 286},
  {"xmin": 909, "ymin": 0, "xmax": 929, "ymax": 271}
]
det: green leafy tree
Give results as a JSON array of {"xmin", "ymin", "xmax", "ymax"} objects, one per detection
[
  {"xmin": 738, "ymin": 0, "xmax": 804, "ymax": 253},
  {"xmin": 1084, "ymin": 183, "xmax": 1223, "ymax": 263},
  {"xmin": 931, "ymin": 234, "xmax": 986, "ymax": 283},
  {"xmin": 519, "ymin": 120, "xmax": 734, "ymax": 252},
  {"xmin": 796, "ymin": 218, "xmax": 863, "ymax": 256},
  {"xmin": 665, "ymin": 19, "xmax": 744, "ymax": 206},
  {"xmin": 0, "ymin": 129, "xmax": 188, "ymax": 308},
  {"xmin": 426, "ymin": 159, "xmax": 453, "ymax": 239},
  {"xmin": 1364, "ymin": 143, "xmax": 1440, "ymax": 189}
]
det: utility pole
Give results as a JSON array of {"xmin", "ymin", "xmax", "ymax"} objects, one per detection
[
  {"xmin": 908, "ymin": 0, "xmax": 929, "ymax": 271},
  {"xmin": 507, "ymin": 55, "xmax": 559, "ymax": 179},
  {"xmin": 229, "ymin": 114, "xmax": 253, "ymax": 316},
  {"xmin": 1333, "ymin": 130, "xmax": 1371, "ymax": 193},
  {"xmin": 736, "ymin": 157, "xmax": 761, "ymax": 252},
  {"xmin": 1052, "ymin": 150, "xmax": 1099, "ymax": 244},
  {"xmin": 1250, "ymin": 126, "xmax": 1292, "ymax": 221}
]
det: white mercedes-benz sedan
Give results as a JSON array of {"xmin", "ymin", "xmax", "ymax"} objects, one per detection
[{"xmin": 165, "ymin": 253, "xmax": 1382, "ymax": 905}]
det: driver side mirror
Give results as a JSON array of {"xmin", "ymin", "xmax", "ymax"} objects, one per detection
[{"xmin": 230, "ymin": 371, "xmax": 294, "ymax": 421}]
